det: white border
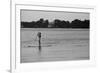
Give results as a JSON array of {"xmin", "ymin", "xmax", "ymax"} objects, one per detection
[{"xmin": 11, "ymin": 3, "xmax": 96, "ymax": 73}]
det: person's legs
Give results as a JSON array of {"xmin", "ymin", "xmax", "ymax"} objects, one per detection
[{"xmin": 39, "ymin": 38, "xmax": 41, "ymax": 52}]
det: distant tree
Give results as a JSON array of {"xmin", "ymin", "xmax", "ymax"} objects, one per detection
[
  {"xmin": 66, "ymin": 21, "xmax": 70, "ymax": 28},
  {"xmin": 35, "ymin": 18, "xmax": 44, "ymax": 28},
  {"xmin": 61, "ymin": 21, "xmax": 70, "ymax": 28},
  {"xmin": 82, "ymin": 20, "xmax": 90, "ymax": 28},
  {"xmin": 70, "ymin": 19, "xmax": 90, "ymax": 28},
  {"xmin": 71, "ymin": 19, "xmax": 82, "ymax": 28},
  {"xmin": 21, "ymin": 18, "xmax": 89, "ymax": 28},
  {"xmin": 54, "ymin": 19, "xmax": 61, "ymax": 28},
  {"xmin": 43, "ymin": 20, "xmax": 49, "ymax": 28},
  {"xmin": 60, "ymin": 21, "xmax": 66, "ymax": 28}
]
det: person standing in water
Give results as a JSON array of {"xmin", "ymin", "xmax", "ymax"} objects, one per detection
[{"xmin": 37, "ymin": 32, "xmax": 42, "ymax": 52}]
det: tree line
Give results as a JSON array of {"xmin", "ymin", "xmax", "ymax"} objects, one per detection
[{"xmin": 21, "ymin": 18, "xmax": 89, "ymax": 28}]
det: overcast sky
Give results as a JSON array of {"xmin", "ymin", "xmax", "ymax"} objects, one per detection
[{"xmin": 21, "ymin": 10, "xmax": 89, "ymax": 22}]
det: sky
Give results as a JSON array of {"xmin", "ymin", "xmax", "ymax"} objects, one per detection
[{"xmin": 21, "ymin": 10, "xmax": 90, "ymax": 22}]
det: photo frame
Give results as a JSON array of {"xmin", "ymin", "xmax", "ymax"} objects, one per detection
[{"xmin": 11, "ymin": 0, "xmax": 96, "ymax": 73}]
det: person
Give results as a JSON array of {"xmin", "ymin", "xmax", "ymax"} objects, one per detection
[
  {"xmin": 37, "ymin": 32, "xmax": 41, "ymax": 39},
  {"xmin": 37, "ymin": 32, "xmax": 41, "ymax": 52}
]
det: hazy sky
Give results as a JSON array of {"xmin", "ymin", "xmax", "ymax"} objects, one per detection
[{"xmin": 21, "ymin": 10, "xmax": 89, "ymax": 22}]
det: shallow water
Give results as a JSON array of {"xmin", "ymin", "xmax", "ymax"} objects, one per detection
[{"xmin": 20, "ymin": 28, "xmax": 89, "ymax": 63}]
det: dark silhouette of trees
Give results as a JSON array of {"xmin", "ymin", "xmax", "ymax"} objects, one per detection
[
  {"xmin": 35, "ymin": 18, "xmax": 44, "ymax": 28},
  {"xmin": 82, "ymin": 20, "xmax": 89, "ymax": 28},
  {"xmin": 53, "ymin": 19, "xmax": 70, "ymax": 28},
  {"xmin": 66, "ymin": 21, "xmax": 70, "ymax": 28},
  {"xmin": 44, "ymin": 20, "xmax": 49, "ymax": 28},
  {"xmin": 71, "ymin": 19, "xmax": 82, "ymax": 28},
  {"xmin": 33, "ymin": 18, "xmax": 49, "ymax": 28},
  {"xmin": 54, "ymin": 19, "xmax": 61, "ymax": 28},
  {"xmin": 70, "ymin": 19, "xmax": 89, "ymax": 28},
  {"xmin": 21, "ymin": 22, "xmax": 35, "ymax": 28},
  {"xmin": 21, "ymin": 18, "xmax": 90, "ymax": 28}
]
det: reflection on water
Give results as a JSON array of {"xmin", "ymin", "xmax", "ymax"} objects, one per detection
[{"xmin": 21, "ymin": 28, "xmax": 89, "ymax": 63}]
